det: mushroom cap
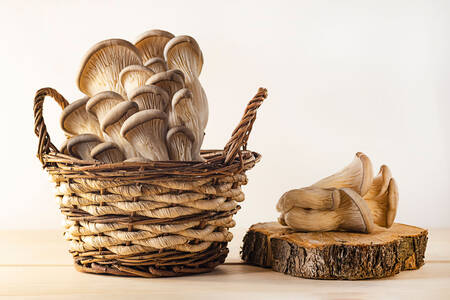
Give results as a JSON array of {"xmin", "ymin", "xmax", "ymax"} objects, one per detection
[
  {"xmin": 386, "ymin": 178, "xmax": 399, "ymax": 228},
  {"xmin": 86, "ymin": 91, "xmax": 124, "ymax": 119},
  {"xmin": 90, "ymin": 142, "xmax": 125, "ymax": 163},
  {"xmin": 355, "ymin": 152, "xmax": 374, "ymax": 196},
  {"xmin": 135, "ymin": 29, "xmax": 175, "ymax": 61},
  {"xmin": 67, "ymin": 134, "xmax": 102, "ymax": 159},
  {"xmin": 144, "ymin": 57, "xmax": 168, "ymax": 73},
  {"xmin": 120, "ymin": 109, "xmax": 168, "ymax": 138},
  {"xmin": 128, "ymin": 84, "xmax": 170, "ymax": 111},
  {"xmin": 60, "ymin": 96, "xmax": 101, "ymax": 136},
  {"xmin": 118, "ymin": 65, "xmax": 155, "ymax": 93},
  {"xmin": 77, "ymin": 39, "xmax": 142, "ymax": 97},
  {"xmin": 101, "ymin": 101, "xmax": 139, "ymax": 132},
  {"xmin": 145, "ymin": 69, "xmax": 185, "ymax": 87},
  {"xmin": 164, "ymin": 35, "xmax": 203, "ymax": 76},
  {"xmin": 338, "ymin": 188, "xmax": 374, "ymax": 233},
  {"xmin": 172, "ymin": 88, "xmax": 193, "ymax": 108},
  {"xmin": 167, "ymin": 126, "xmax": 195, "ymax": 143}
]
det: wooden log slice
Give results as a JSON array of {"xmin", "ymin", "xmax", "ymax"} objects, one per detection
[{"xmin": 241, "ymin": 222, "xmax": 428, "ymax": 280}]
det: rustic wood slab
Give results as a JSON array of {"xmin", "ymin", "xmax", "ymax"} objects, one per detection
[{"xmin": 241, "ymin": 222, "xmax": 428, "ymax": 280}]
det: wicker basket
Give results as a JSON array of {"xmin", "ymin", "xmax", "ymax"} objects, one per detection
[{"xmin": 33, "ymin": 87, "xmax": 267, "ymax": 277}]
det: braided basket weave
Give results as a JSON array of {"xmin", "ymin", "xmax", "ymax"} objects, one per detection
[{"xmin": 33, "ymin": 87, "xmax": 267, "ymax": 277}]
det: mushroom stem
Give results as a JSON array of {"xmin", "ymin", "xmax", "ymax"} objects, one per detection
[
  {"xmin": 101, "ymin": 101, "xmax": 139, "ymax": 158},
  {"xmin": 120, "ymin": 109, "xmax": 169, "ymax": 161},
  {"xmin": 129, "ymin": 85, "xmax": 169, "ymax": 111},
  {"xmin": 276, "ymin": 187, "xmax": 341, "ymax": 212},
  {"xmin": 312, "ymin": 152, "xmax": 374, "ymax": 196},
  {"xmin": 363, "ymin": 165, "xmax": 399, "ymax": 228},
  {"xmin": 67, "ymin": 134, "xmax": 102, "ymax": 161},
  {"xmin": 166, "ymin": 126, "xmax": 195, "ymax": 161},
  {"xmin": 90, "ymin": 142, "xmax": 125, "ymax": 164}
]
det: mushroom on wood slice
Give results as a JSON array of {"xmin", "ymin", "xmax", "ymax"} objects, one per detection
[
  {"xmin": 120, "ymin": 109, "xmax": 169, "ymax": 161},
  {"xmin": 60, "ymin": 97, "xmax": 103, "ymax": 137},
  {"xmin": 118, "ymin": 65, "xmax": 154, "ymax": 99},
  {"xmin": 101, "ymin": 101, "xmax": 139, "ymax": 158},
  {"xmin": 86, "ymin": 91, "xmax": 125, "ymax": 125},
  {"xmin": 166, "ymin": 126, "xmax": 195, "ymax": 161},
  {"xmin": 145, "ymin": 69, "xmax": 185, "ymax": 103},
  {"xmin": 134, "ymin": 29, "xmax": 174, "ymax": 62},
  {"xmin": 67, "ymin": 134, "xmax": 102, "ymax": 161},
  {"xmin": 164, "ymin": 35, "xmax": 208, "ymax": 130},
  {"xmin": 170, "ymin": 88, "xmax": 204, "ymax": 161},
  {"xmin": 91, "ymin": 142, "xmax": 125, "ymax": 164},
  {"xmin": 77, "ymin": 39, "xmax": 142, "ymax": 98},
  {"xmin": 129, "ymin": 84, "xmax": 169, "ymax": 111},
  {"xmin": 363, "ymin": 165, "xmax": 399, "ymax": 228},
  {"xmin": 280, "ymin": 188, "xmax": 374, "ymax": 233},
  {"xmin": 312, "ymin": 152, "xmax": 374, "ymax": 197},
  {"xmin": 144, "ymin": 57, "xmax": 168, "ymax": 73},
  {"xmin": 276, "ymin": 187, "xmax": 341, "ymax": 213}
]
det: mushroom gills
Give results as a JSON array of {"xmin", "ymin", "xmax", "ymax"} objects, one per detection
[
  {"xmin": 134, "ymin": 29, "xmax": 174, "ymax": 62},
  {"xmin": 101, "ymin": 101, "xmax": 140, "ymax": 158},
  {"xmin": 120, "ymin": 109, "xmax": 169, "ymax": 161},
  {"xmin": 166, "ymin": 126, "xmax": 195, "ymax": 161},
  {"xmin": 91, "ymin": 142, "xmax": 125, "ymax": 164},
  {"xmin": 119, "ymin": 65, "xmax": 154, "ymax": 99},
  {"xmin": 67, "ymin": 134, "xmax": 102, "ymax": 161},
  {"xmin": 77, "ymin": 39, "xmax": 142, "ymax": 98},
  {"xmin": 145, "ymin": 70, "xmax": 185, "ymax": 105},
  {"xmin": 60, "ymin": 97, "xmax": 103, "ymax": 137},
  {"xmin": 129, "ymin": 84, "xmax": 169, "ymax": 111},
  {"xmin": 144, "ymin": 57, "xmax": 168, "ymax": 74},
  {"xmin": 86, "ymin": 91, "xmax": 125, "ymax": 125}
]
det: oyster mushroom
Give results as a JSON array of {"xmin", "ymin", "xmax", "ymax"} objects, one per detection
[
  {"xmin": 363, "ymin": 165, "xmax": 399, "ymax": 228},
  {"xmin": 86, "ymin": 91, "xmax": 124, "ymax": 125},
  {"xmin": 170, "ymin": 88, "xmax": 204, "ymax": 161},
  {"xmin": 276, "ymin": 187, "xmax": 341, "ymax": 212},
  {"xmin": 144, "ymin": 57, "xmax": 168, "ymax": 73},
  {"xmin": 166, "ymin": 126, "xmax": 195, "ymax": 161},
  {"xmin": 101, "ymin": 101, "xmax": 139, "ymax": 158},
  {"xmin": 67, "ymin": 134, "xmax": 102, "ymax": 160},
  {"xmin": 118, "ymin": 65, "xmax": 154, "ymax": 98},
  {"xmin": 281, "ymin": 188, "xmax": 374, "ymax": 233},
  {"xmin": 60, "ymin": 96, "xmax": 103, "ymax": 137},
  {"xmin": 129, "ymin": 84, "xmax": 169, "ymax": 111},
  {"xmin": 312, "ymin": 152, "xmax": 374, "ymax": 196},
  {"xmin": 145, "ymin": 69, "xmax": 185, "ymax": 102},
  {"xmin": 120, "ymin": 109, "xmax": 169, "ymax": 160},
  {"xmin": 90, "ymin": 142, "xmax": 125, "ymax": 164},
  {"xmin": 164, "ymin": 35, "xmax": 208, "ymax": 130},
  {"xmin": 77, "ymin": 39, "xmax": 142, "ymax": 98},
  {"xmin": 134, "ymin": 29, "xmax": 174, "ymax": 62}
]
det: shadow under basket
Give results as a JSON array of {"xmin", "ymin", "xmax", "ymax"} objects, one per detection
[{"xmin": 33, "ymin": 87, "xmax": 267, "ymax": 277}]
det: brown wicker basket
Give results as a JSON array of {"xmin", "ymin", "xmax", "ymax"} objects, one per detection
[{"xmin": 33, "ymin": 87, "xmax": 267, "ymax": 277}]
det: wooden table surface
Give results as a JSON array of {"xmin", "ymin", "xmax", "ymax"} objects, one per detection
[{"xmin": 1, "ymin": 227, "xmax": 449, "ymax": 299}]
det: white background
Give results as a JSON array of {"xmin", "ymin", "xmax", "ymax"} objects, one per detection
[{"xmin": 0, "ymin": 0, "xmax": 449, "ymax": 229}]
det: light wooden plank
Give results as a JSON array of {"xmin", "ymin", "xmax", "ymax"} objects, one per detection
[{"xmin": 0, "ymin": 263, "xmax": 449, "ymax": 299}]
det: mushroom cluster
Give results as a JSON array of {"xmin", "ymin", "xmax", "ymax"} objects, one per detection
[
  {"xmin": 60, "ymin": 30, "xmax": 208, "ymax": 163},
  {"xmin": 276, "ymin": 152, "xmax": 399, "ymax": 233}
]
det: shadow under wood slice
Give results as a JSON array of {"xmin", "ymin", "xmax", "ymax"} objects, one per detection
[{"xmin": 241, "ymin": 222, "xmax": 428, "ymax": 280}]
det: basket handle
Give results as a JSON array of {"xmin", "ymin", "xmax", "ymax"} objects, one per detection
[
  {"xmin": 223, "ymin": 87, "xmax": 268, "ymax": 164},
  {"xmin": 34, "ymin": 88, "xmax": 69, "ymax": 165}
]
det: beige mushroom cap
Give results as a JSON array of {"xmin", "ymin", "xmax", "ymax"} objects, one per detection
[
  {"xmin": 77, "ymin": 39, "xmax": 142, "ymax": 97},
  {"xmin": 86, "ymin": 91, "xmax": 124, "ymax": 124},
  {"xmin": 135, "ymin": 29, "xmax": 174, "ymax": 62},
  {"xmin": 144, "ymin": 57, "xmax": 168, "ymax": 74},
  {"xmin": 60, "ymin": 96, "xmax": 102, "ymax": 137},
  {"xmin": 128, "ymin": 84, "xmax": 169, "ymax": 111},
  {"xmin": 67, "ymin": 134, "xmax": 102, "ymax": 160},
  {"xmin": 166, "ymin": 126, "xmax": 195, "ymax": 161},
  {"xmin": 101, "ymin": 101, "xmax": 139, "ymax": 133},
  {"xmin": 90, "ymin": 142, "xmax": 125, "ymax": 164},
  {"xmin": 121, "ymin": 109, "xmax": 167, "ymax": 137},
  {"xmin": 164, "ymin": 35, "xmax": 203, "ymax": 77},
  {"xmin": 338, "ymin": 188, "xmax": 374, "ymax": 233},
  {"xmin": 118, "ymin": 65, "xmax": 155, "ymax": 98},
  {"xmin": 145, "ymin": 69, "xmax": 185, "ymax": 100}
]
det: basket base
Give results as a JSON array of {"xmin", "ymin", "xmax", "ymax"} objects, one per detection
[{"xmin": 73, "ymin": 243, "xmax": 229, "ymax": 278}]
